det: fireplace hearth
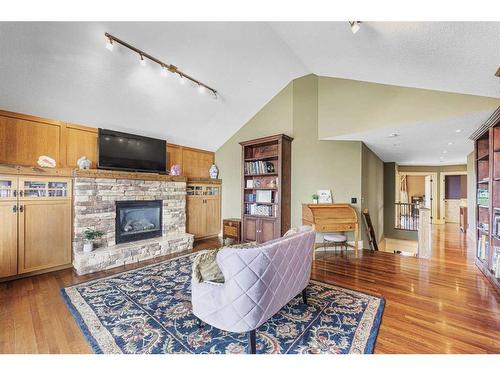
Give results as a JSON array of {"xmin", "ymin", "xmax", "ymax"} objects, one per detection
[{"xmin": 116, "ymin": 200, "xmax": 162, "ymax": 244}]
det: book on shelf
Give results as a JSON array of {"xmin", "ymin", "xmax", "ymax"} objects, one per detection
[
  {"xmin": 256, "ymin": 190, "xmax": 272, "ymax": 203},
  {"xmin": 246, "ymin": 203, "xmax": 276, "ymax": 217},
  {"xmin": 477, "ymin": 188, "xmax": 489, "ymax": 206},
  {"xmin": 244, "ymin": 161, "xmax": 275, "ymax": 175}
]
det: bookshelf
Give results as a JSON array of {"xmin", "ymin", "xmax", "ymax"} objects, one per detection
[
  {"xmin": 240, "ymin": 134, "xmax": 293, "ymax": 243},
  {"xmin": 473, "ymin": 106, "xmax": 500, "ymax": 293}
]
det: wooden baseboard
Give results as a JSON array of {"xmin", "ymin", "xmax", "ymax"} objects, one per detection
[{"xmin": 0, "ymin": 264, "xmax": 73, "ymax": 283}]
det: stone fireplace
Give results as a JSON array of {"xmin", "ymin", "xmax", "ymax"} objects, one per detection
[
  {"xmin": 116, "ymin": 200, "xmax": 162, "ymax": 244},
  {"xmin": 72, "ymin": 172, "xmax": 194, "ymax": 275}
]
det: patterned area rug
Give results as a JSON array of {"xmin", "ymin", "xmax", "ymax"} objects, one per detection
[{"xmin": 62, "ymin": 254, "xmax": 384, "ymax": 354}]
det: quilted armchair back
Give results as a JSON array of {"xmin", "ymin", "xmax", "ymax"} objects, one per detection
[{"xmin": 191, "ymin": 226, "xmax": 316, "ymax": 333}]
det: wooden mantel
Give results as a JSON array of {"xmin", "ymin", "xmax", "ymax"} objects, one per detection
[{"xmin": 74, "ymin": 169, "xmax": 187, "ymax": 182}]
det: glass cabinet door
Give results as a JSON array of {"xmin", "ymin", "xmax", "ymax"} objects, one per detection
[
  {"xmin": 19, "ymin": 178, "xmax": 70, "ymax": 199},
  {"xmin": 0, "ymin": 175, "xmax": 17, "ymax": 200}
]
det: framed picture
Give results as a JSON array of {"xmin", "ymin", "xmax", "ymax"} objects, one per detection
[{"xmin": 317, "ymin": 189, "xmax": 333, "ymax": 204}]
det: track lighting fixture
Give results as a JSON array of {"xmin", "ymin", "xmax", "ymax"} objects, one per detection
[
  {"xmin": 349, "ymin": 21, "xmax": 361, "ymax": 34},
  {"xmin": 105, "ymin": 37, "xmax": 114, "ymax": 51},
  {"xmin": 104, "ymin": 32, "xmax": 218, "ymax": 99}
]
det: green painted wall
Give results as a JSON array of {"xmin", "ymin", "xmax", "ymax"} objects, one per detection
[
  {"xmin": 215, "ymin": 74, "xmax": 370, "ymax": 244},
  {"xmin": 362, "ymin": 144, "xmax": 385, "ymax": 244},
  {"xmin": 216, "ymin": 82, "xmax": 294, "ymax": 220},
  {"xmin": 318, "ymin": 76, "xmax": 500, "ymax": 139}
]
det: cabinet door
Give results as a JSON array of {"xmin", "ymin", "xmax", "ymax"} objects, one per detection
[
  {"xmin": 65, "ymin": 124, "xmax": 98, "ymax": 168},
  {"xmin": 243, "ymin": 217, "xmax": 258, "ymax": 242},
  {"xmin": 0, "ymin": 175, "xmax": 18, "ymax": 201},
  {"xmin": 205, "ymin": 197, "xmax": 221, "ymax": 237},
  {"xmin": 186, "ymin": 196, "xmax": 206, "ymax": 238},
  {"xmin": 18, "ymin": 200, "xmax": 71, "ymax": 274},
  {"xmin": 260, "ymin": 218, "xmax": 277, "ymax": 243},
  {"xmin": 19, "ymin": 177, "xmax": 71, "ymax": 201},
  {"xmin": 0, "ymin": 201, "xmax": 18, "ymax": 277}
]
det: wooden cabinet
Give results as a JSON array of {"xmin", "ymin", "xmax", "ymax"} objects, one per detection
[
  {"xmin": 223, "ymin": 218, "xmax": 242, "ymax": 243},
  {"xmin": 64, "ymin": 123, "xmax": 98, "ymax": 168},
  {"xmin": 167, "ymin": 144, "xmax": 215, "ymax": 178},
  {"xmin": 0, "ymin": 173, "xmax": 72, "ymax": 279},
  {"xmin": 243, "ymin": 217, "xmax": 278, "ymax": 243},
  {"xmin": 0, "ymin": 110, "xmax": 64, "ymax": 167},
  {"xmin": 240, "ymin": 134, "xmax": 292, "ymax": 243},
  {"xmin": 186, "ymin": 182, "xmax": 221, "ymax": 239}
]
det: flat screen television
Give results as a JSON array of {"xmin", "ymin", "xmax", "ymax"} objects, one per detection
[{"xmin": 98, "ymin": 128, "xmax": 166, "ymax": 173}]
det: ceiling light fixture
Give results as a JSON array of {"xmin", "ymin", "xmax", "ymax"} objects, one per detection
[
  {"xmin": 388, "ymin": 133, "xmax": 398, "ymax": 138},
  {"xmin": 160, "ymin": 65, "xmax": 168, "ymax": 77},
  {"xmin": 104, "ymin": 32, "xmax": 218, "ymax": 99},
  {"xmin": 178, "ymin": 74, "xmax": 185, "ymax": 85},
  {"xmin": 349, "ymin": 21, "xmax": 361, "ymax": 34},
  {"xmin": 442, "ymin": 150, "xmax": 448, "ymax": 154},
  {"xmin": 447, "ymin": 141, "xmax": 454, "ymax": 145},
  {"xmin": 455, "ymin": 129, "xmax": 462, "ymax": 133}
]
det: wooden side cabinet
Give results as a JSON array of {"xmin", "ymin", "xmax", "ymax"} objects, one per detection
[
  {"xmin": 186, "ymin": 181, "xmax": 221, "ymax": 239},
  {"xmin": 0, "ymin": 173, "xmax": 72, "ymax": 278}
]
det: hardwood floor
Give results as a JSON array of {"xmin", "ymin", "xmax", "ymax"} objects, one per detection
[{"xmin": 0, "ymin": 225, "xmax": 498, "ymax": 353}]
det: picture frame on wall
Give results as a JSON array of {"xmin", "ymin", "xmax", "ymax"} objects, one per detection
[{"xmin": 317, "ymin": 189, "xmax": 333, "ymax": 203}]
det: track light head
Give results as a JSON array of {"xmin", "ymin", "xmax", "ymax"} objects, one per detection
[
  {"xmin": 178, "ymin": 74, "xmax": 185, "ymax": 85},
  {"xmin": 198, "ymin": 84, "xmax": 206, "ymax": 94},
  {"xmin": 105, "ymin": 37, "xmax": 114, "ymax": 51},
  {"xmin": 140, "ymin": 54, "xmax": 146, "ymax": 66},
  {"xmin": 349, "ymin": 21, "xmax": 361, "ymax": 34},
  {"xmin": 160, "ymin": 65, "xmax": 168, "ymax": 77}
]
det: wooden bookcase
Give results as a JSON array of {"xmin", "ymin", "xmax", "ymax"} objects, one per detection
[
  {"xmin": 473, "ymin": 107, "xmax": 500, "ymax": 293},
  {"xmin": 240, "ymin": 134, "xmax": 292, "ymax": 243}
]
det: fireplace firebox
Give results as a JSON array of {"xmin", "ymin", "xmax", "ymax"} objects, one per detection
[{"xmin": 115, "ymin": 200, "xmax": 162, "ymax": 244}]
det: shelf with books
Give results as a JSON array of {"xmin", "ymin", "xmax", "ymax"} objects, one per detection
[
  {"xmin": 472, "ymin": 106, "xmax": 500, "ymax": 293},
  {"xmin": 240, "ymin": 134, "xmax": 292, "ymax": 243}
]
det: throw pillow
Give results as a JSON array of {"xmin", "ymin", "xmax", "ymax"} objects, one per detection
[
  {"xmin": 283, "ymin": 227, "xmax": 298, "ymax": 237},
  {"xmin": 192, "ymin": 249, "xmax": 225, "ymax": 284}
]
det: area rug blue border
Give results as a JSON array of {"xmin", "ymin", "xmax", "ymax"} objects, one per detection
[{"xmin": 61, "ymin": 253, "xmax": 384, "ymax": 354}]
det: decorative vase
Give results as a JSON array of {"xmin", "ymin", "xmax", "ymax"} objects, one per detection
[
  {"xmin": 209, "ymin": 164, "xmax": 219, "ymax": 179},
  {"xmin": 83, "ymin": 241, "xmax": 93, "ymax": 253},
  {"xmin": 170, "ymin": 164, "xmax": 181, "ymax": 176},
  {"xmin": 313, "ymin": 198, "xmax": 319, "ymax": 204}
]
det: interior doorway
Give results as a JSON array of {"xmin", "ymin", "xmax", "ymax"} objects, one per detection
[
  {"xmin": 396, "ymin": 172, "xmax": 438, "ymax": 227},
  {"xmin": 439, "ymin": 172, "xmax": 467, "ymax": 224}
]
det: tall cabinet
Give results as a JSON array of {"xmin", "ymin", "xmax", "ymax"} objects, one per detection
[
  {"xmin": 240, "ymin": 134, "xmax": 292, "ymax": 243},
  {"xmin": 472, "ymin": 106, "xmax": 500, "ymax": 293},
  {"xmin": 186, "ymin": 180, "xmax": 221, "ymax": 239},
  {"xmin": 0, "ymin": 168, "xmax": 72, "ymax": 278}
]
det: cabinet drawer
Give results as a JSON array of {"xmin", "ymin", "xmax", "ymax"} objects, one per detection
[
  {"xmin": 318, "ymin": 224, "xmax": 354, "ymax": 232},
  {"xmin": 224, "ymin": 225, "xmax": 239, "ymax": 237}
]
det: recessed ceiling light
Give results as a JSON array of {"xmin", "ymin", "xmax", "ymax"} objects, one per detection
[
  {"xmin": 442, "ymin": 150, "xmax": 448, "ymax": 154},
  {"xmin": 455, "ymin": 129, "xmax": 462, "ymax": 133},
  {"xmin": 447, "ymin": 141, "xmax": 454, "ymax": 145},
  {"xmin": 392, "ymin": 143, "xmax": 401, "ymax": 147},
  {"xmin": 388, "ymin": 133, "xmax": 399, "ymax": 138}
]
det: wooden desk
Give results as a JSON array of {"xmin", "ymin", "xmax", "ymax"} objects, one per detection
[{"xmin": 302, "ymin": 203, "xmax": 359, "ymax": 258}]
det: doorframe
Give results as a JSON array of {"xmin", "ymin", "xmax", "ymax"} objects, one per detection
[
  {"xmin": 396, "ymin": 171, "xmax": 439, "ymax": 225},
  {"xmin": 439, "ymin": 171, "xmax": 467, "ymax": 223}
]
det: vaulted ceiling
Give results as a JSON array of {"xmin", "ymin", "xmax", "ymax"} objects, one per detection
[{"xmin": 0, "ymin": 22, "xmax": 499, "ymax": 157}]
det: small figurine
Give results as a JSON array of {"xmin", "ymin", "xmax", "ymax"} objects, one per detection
[{"xmin": 77, "ymin": 156, "xmax": 91, "ymax": 170}]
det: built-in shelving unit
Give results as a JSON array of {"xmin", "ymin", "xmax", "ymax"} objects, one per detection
[
  {"xmin": 240, "ymin": 134, "xmax": 292, "ymax": 243},
  {"xmin": 473, "ymin": 106, "xmax": 500, "ymax": 293}
]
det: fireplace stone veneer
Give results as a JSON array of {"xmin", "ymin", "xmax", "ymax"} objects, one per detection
[{"xmin": 72, "ymin": 177, "xmax": 194, "ymax": 275}]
